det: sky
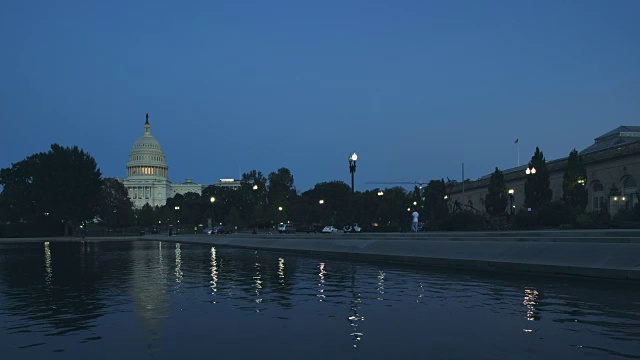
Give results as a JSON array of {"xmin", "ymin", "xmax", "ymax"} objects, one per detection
[{"xmin": 1, "ymin": 0, "xmax": 639, "ymax": 192}]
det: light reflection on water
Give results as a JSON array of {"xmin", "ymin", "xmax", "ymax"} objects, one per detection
[{"xmin": 0, "ymin": 240, "xmax": 638, "ymax": 359}]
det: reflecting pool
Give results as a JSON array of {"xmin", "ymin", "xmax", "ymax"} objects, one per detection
[{"xmin": 0, "ymin": 241, "xmax": 639, "ymax": 359}]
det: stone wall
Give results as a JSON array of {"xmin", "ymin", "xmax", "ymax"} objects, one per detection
[{"xmin": 449, "ymin": 143, "xmax": 640, "ymax": 215}]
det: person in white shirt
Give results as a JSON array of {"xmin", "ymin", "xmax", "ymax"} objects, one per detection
[{"xmin": 411, "ymin": 210, "xmax": 419, "ymax": 232}]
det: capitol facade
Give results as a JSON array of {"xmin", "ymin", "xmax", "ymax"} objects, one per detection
[{"xmin": 123, "ymin": 114, "xmax": 203, "ymax": 208}]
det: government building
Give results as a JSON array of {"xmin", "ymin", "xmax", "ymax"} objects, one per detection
[
  {"xmin": 448, "ymin": 126, "xmax": 640, "ymax": 216},
  {"xmin": 123, "ymin": 114, "xmax": 204, "ymax": 208}
]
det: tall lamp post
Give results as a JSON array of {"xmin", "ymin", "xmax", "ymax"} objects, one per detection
[
  {"xmin": 525, "ymin": 166, "xmax": 536, "ymax": 211},
  {"xmin": 508, "ymin": 189, "xmax": 515, "ymax": 215},
  {"xmin": 252, "ymin": 185, "xmax": 258, "ymax": 234},
  {"xmin": 348, "ymin": 152, "xmax": 358, "ymax": 224},
  {"xmin": 348, "ymin": 152, "xmax": 358, "ymax": 195},
  {"xmin": 214, "ymin": 196, "xmax": 216, "ymax": 229}
]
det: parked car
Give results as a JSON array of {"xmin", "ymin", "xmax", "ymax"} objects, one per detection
[
  {"xmin": 322, "ymin": 226, "xmax": 338, "ymax": 233},
  {"xmin": 277, "ymin": 223, "xmax": 296, "ymax": 234},
  {"xmin": 215, "ymin": 226, "xmax": 233, "ymax": 234},
  {"xmin": 302, "ymin": 224, "xmax": 323, "ymax": 233},
  {"xmin": 343, "ymin": 223, "xmax": 362, "ymax": 233}
]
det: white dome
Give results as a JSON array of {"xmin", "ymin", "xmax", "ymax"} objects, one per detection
[{"xmin": 126, "ymin": 115, "xmax": 169, "ymax": 179}]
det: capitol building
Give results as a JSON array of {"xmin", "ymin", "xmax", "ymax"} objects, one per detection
[{"xmin": 123, "ymin": 114, "xmax": 204, "ymax": 208}]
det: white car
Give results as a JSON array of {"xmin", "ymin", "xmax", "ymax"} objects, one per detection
[{"xmin": 322, "ymin": 226, "xmax": 338, "ymax": 233}]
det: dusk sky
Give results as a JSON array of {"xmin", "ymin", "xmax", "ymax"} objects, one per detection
[{"xmin": 1, "ymin": 0, "xmax": 639, "ymax": 192}]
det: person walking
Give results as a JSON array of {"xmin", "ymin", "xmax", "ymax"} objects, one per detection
[{"xmin": 411, "ymin": 209, "xmax": 419, "ymax": 232}]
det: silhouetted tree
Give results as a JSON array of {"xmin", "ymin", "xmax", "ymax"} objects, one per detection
[
  {"xmin": 485, "ymin": 167, "xmax": 508, "ymax": 216},
  {"xmin": 0, "ymin": 144, "xmax": 102, "ymax": 236},
  {"xmin": 136, "ymin": 203, "xmax": 157, "ymax": 228},
  {"xmin": 424, "ymin": 179, "xmax": 448, "ymax": 223},
  {"xmin": 98, "ymin": 178, "xmax": 134, "ymax": 230},
  {"xmin": 562, "ymin": 149, "xmax": 588, "ymax": 211},
  {"xmin": 524, "ymin": 147, "xmax": 552, "ymax": 211}
]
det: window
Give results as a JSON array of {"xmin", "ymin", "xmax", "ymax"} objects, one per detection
[
  {"xmin": 592, "ymin": 181, "xmax": 604, "ymax": 211},
  {"xmin": 623, "ymin": 176, "xmax": 638, "ymax": 208},
  {"xmin": 622, "ymin": 176, "xmax": 636, "ymax": 189}
]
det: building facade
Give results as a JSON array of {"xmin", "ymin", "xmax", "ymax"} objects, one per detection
[
  {"xmin": 124, "ymin": 115, "xmax": 204, "ymax": 208},
  {"xmin": 448, "ymin": 126, "xmax": 640, "ymax": 216}
]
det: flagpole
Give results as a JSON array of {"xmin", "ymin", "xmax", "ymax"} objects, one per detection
[{"xmin": 517, "ymin": 141, "xmax": 520, "ymax": 166}]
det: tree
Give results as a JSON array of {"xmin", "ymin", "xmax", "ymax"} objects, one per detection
[
  {"xmin": 424, "ymin": 179, "xmax": 448, "ymax": 224},
  {"xmin": 485, "ymin": 167, "xmax": 508, "ymax": 216},
  {"xmin": 562, "ymin": 149, "xmax": 588, "ymax": 211},
  {"xmin": 98, "ymin": 178, "xmax": 134, "ymax": 230},
  {"xmin": 136, "ymin": 203, "xmax": 157, "ymax": 228},
  {"xmin": 301, "ymin": 181, "xmax": 352, "ymax": 226},
  {"xmin": 267, "ymin": 168, "xmax": 297, "ymax": 224},
  {"xmin": 241, "ymin": 170, "xmax": 268, "ymax": 229},
  {"xmin": 524, "ymin": 147, "xmax": 552, "ymax": 211},
  {"xmin": 0, "ymin": 144, "xmax": 102, "ymax": 236},
  {"xmin": 268, "ymin": 167, "xmax": 295, "ymax": 204}
]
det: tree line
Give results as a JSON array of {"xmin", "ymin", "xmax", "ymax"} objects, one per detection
[
  {"xmin": 1, "ymin": 144, "xmax": 635, "ymax": 237},
  {"xmin": 0, "ymin": 145, "xmax": 425, "ymax": 237}
]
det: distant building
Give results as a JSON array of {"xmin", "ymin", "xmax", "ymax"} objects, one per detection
[
  {"xmin": 124, "ymin": 115, "xmax": 204, "ymax": 208},
  {"xmin": 212, "ymin": 178, "xmax": 245, "ymax": 190},
  {"xmin": 448, "ymin": 126, "xmax": 640, "ymax": 216}
]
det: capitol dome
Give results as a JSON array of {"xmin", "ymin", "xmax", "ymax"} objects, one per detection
[{"xmin": 126, "ymin": 114, "xmax": 169, "ymax": 179}]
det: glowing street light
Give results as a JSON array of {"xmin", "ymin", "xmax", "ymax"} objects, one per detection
[
  {"xmin": 508, "ymin": 189, "xmax": 515, "ymax": 214},
  {"xmin": 525, "ymin": 167, "xmax": 536, "ymax": 175},
  {"xmin": 348, "ymin": 152, "xmax": 358, "ymax": 194},
  {"xmin": 209, "ymin": 197, "xmax": 216, "ymax": 228}
]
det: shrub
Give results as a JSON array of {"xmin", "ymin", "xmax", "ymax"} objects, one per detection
[
  {"xmin": 513, "ymin": 209, "xmax": 539, "ymax": 229},
  {"xmin": 573, "ymin": 212, "xmax": 594, "ymax": 229},
  {"xmin": 438, "ymin": 211, "xmax": 485, "ymax": 231},
  {"xmin": 538, "ymin": 201, "xmax": 573, "ymax": 227}
]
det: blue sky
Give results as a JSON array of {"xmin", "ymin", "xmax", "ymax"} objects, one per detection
[{"xmin": 1, "ymin": 0, "xmax": 639, "ymax": 192}]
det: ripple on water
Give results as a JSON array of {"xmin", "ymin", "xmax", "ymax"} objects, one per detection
[{"xmin": 0, "ymin": 241, "xmax": 639, "ymax": 359}]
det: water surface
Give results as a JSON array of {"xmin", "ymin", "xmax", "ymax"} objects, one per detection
[{"xmin": 0, "ymin": 240, "xmax": 639, "ymax": 359}]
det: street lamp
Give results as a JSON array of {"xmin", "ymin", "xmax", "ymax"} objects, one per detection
[
  {"xmin": 253, "ymin": 184, "xmax": 258, "ymax": 190},
  {"xmin": 377, "ymin": 191, "xmax": 384, "ymax": 196},
  {"xmin": 210, "ymin": 197, "xmax": 215, "ymax": 228},
  {"xmin": 278, "ymin": 206, "xmax": 284, "ymax": 225},
  {"xmin": 348, "ymin": 152, "xmax": 358, "ymax": 194},
  {"xmin": 319, "ymin": 199, "xmax": 325, "ymax": 224},
  {"xmin": 525, "ymin": 166, "xmax": 536, "ymax": 211},
  {"xmin": 508, "ymin": 189, "xmax": 515, "ymax": 214}
]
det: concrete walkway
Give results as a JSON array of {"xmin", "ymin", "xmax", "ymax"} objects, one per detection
[{"xmin": 3, "ymin": 230, "xmax": 640, "ymax": 280}]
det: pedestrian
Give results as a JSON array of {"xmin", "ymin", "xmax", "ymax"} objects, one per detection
[
  {"xmin": 411, "ymin": 209, "xmax": 419, "ymax": 232},
  {"xmin": 169, "ymin": 227, "xmax": 173, "ymax": 237}
]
